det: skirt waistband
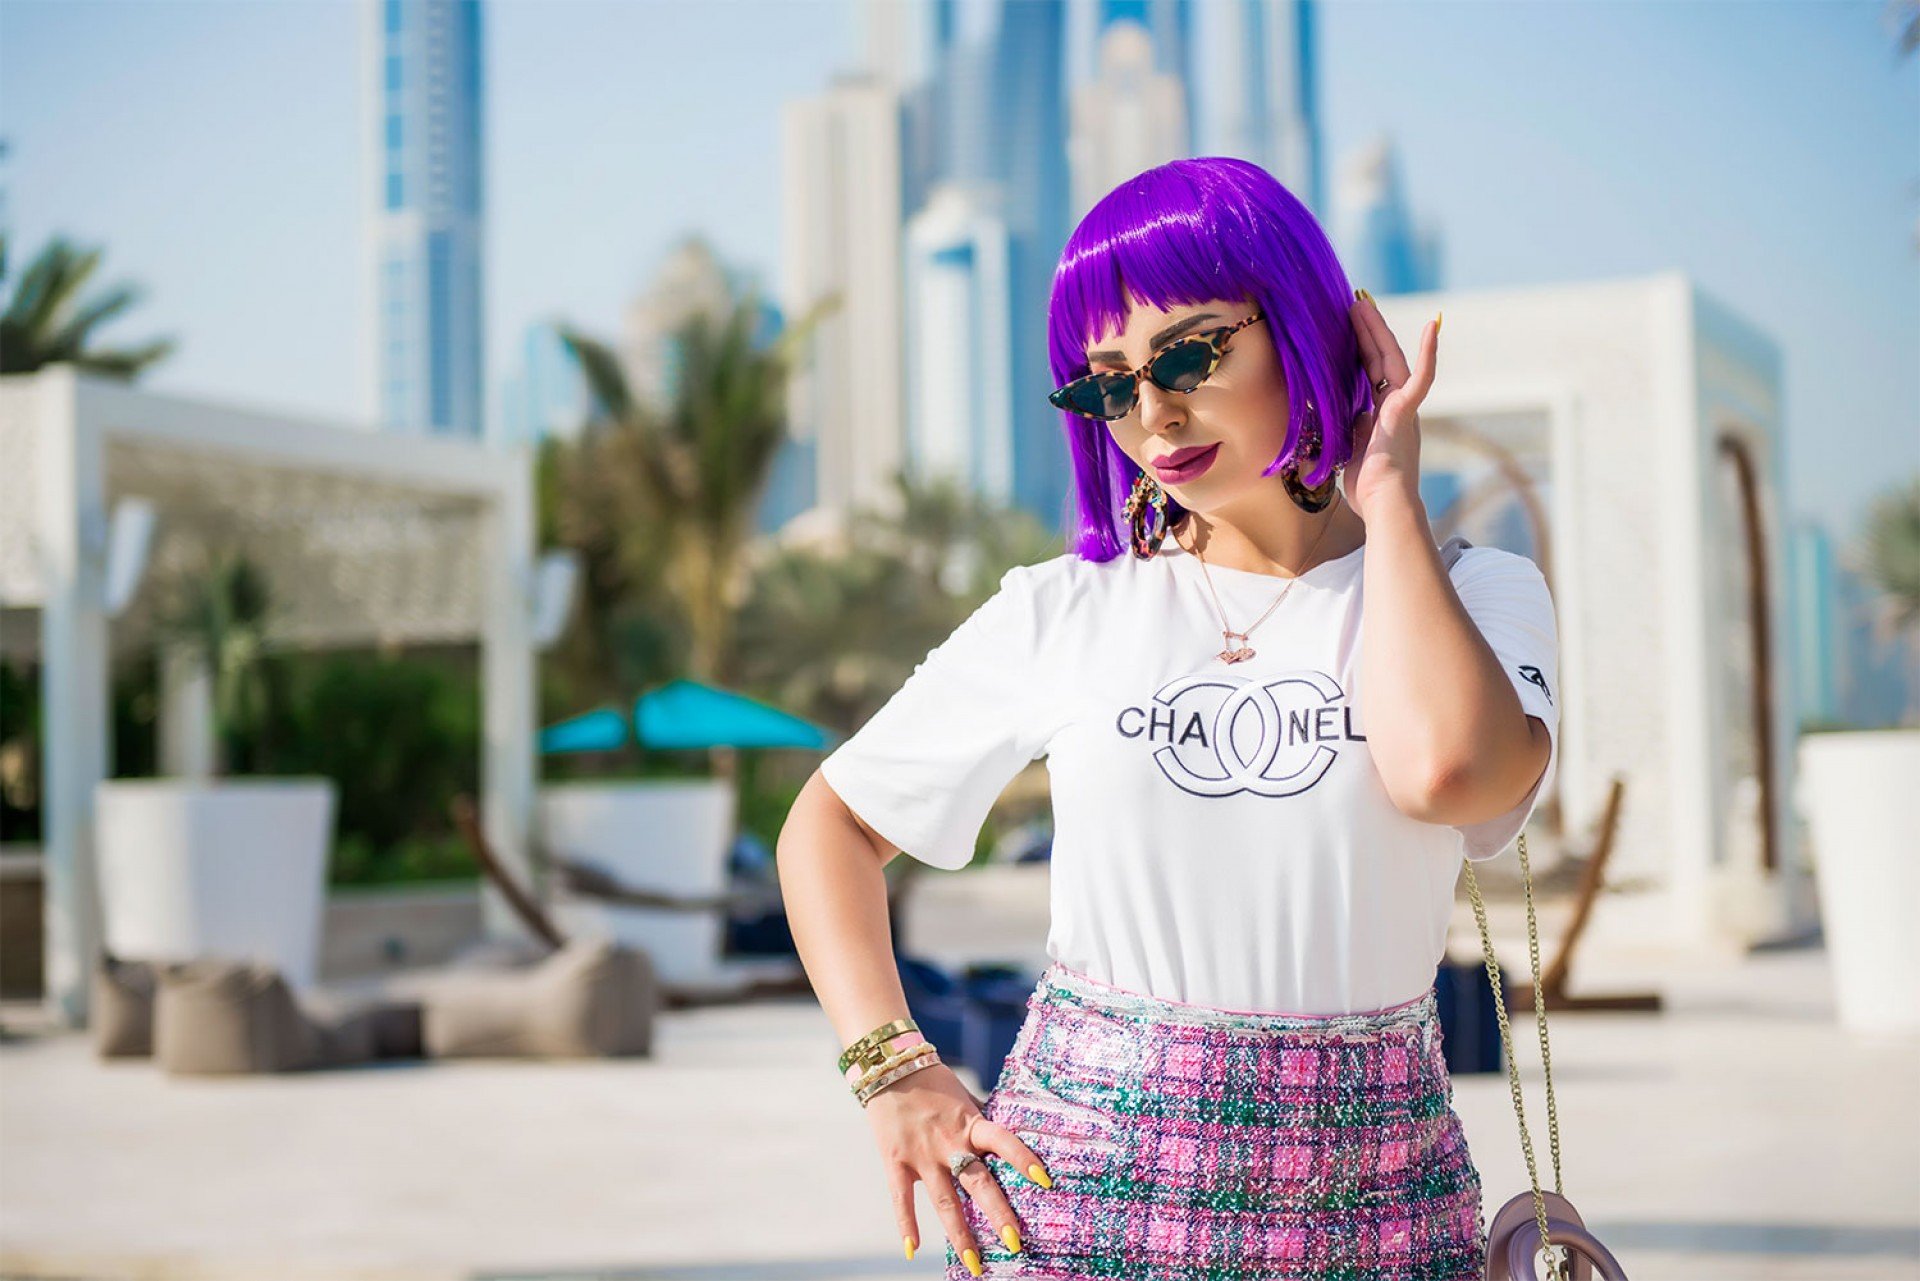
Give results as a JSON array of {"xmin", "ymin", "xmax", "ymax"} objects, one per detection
[{"xmin": 1035, "ymin": 961, "xmax": 1438, "ymax": 1037}]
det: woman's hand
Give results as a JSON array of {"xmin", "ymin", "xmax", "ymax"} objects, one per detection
[
  {"xmin": 1345, "ymin": 291, "xmax": 1440, "ymax": 525},
  {"xmin": 864, "ymin": 1062, "xmax": 1051, "ymax": 1273}
]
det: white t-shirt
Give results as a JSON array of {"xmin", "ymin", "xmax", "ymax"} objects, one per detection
[{"xmin": 819, "ymin": 535, "xmax": 1560, "ymax": 1015}]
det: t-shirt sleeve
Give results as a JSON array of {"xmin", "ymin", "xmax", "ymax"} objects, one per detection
[
  {"xmin": 818, "ymin": 563, "xmax": 1053, "ymax": 871},
  {"xmin": 1447, "ymin": 548, "xmax": 1561, "ymax": 862}
]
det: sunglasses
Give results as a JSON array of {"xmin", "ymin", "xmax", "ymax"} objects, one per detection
[{"xmin": 1049, "ymin": 311, "xmax": 1265, "ymax": 421}]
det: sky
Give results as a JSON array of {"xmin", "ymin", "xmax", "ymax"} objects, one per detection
[{"xmin": 2, "ymin": 0, "xmax": 1915, "ymax": 549}]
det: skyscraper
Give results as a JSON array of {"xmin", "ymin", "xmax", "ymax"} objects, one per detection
[
  {"xmin": 1189, "ymin": 0, "xmax": 1323, "ymax": 217},
  {"xmin": 781, "ymin": 75, "xmax": 907, "ymax": 521},
  {"xmin": 1337, "ymin": 136, "xmax": 1443, "ymax": 294},
  {"xmin": 364, "ymin": 0, "xmax": 486, "ymax": 439},
  {"xmin": 904, "ymin": 0, "xmax": 1073, "ymax": 530},
  {"xmin": 833, "ymin": 0, "xmax": 1328, "ymax": 537},
  {"xmin": 498, "ymin": 321, "xmax": 590, "ymax": 448},
  {"xmin": 1068, "ymin": 17, "xmax": 1190, "ymax": 214},
  {"xmin": 620, "ymin": 237, "xmax": 742, "ymax": 416},
  {"xmin": 904, "ymin": 185, "xmax": 1015, "ymax": 503}
]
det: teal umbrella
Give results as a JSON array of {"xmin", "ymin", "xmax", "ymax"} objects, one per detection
[
  {"xmin": 538, "ymin": 707, "xmax": 630, "ymax": 754},
  {"xmin": 539, "ymin": 679, "xmax": 833, "ymax": 754}
]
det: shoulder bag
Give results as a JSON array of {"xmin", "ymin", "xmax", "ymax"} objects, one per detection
[{"xmin": 1439, "ymin": 534, "xmax": 1630, "ymax": 1281}]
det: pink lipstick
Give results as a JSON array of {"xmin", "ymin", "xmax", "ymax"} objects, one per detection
[{"xmin": 1151, "ymin": 442, "xmax": 1220, "ymax": 484}]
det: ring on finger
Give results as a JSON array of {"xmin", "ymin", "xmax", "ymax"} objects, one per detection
[
  {"xmin": 1373, "ymin": 376, "xmax": 1391, "ymax": 394},
  {"xmin": 948, "ymin": 1150, "xmax": 983, "ymax": 1180}
]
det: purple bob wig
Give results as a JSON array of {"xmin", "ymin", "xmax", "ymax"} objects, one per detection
[{"xmin": 1048, "ymin": 156, "xmax": 1371, "ymax": 562}]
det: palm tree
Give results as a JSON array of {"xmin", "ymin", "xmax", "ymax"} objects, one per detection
[
  {"xmin": 0, "ymin": 230, "xmax": 175, "ymax": 376},
  {"xmin": 732, "ymin": 469, "xmax": 1061, "ymax": 737},
  {"xmin": 156, "ymin": 550, "xmax": 275, "ymax": 776},
  {"xmin": 542, "ymin": 251, "xmax": 837, "ymax": 701},
  {"xmin": 1861, "ymin": 475, "xmax": 1920, "ymax": 626}
]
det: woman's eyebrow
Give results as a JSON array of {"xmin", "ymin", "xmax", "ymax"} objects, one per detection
[{"xmin": 1087, "ymin": 312, "xmax": 1221, "ymax": 364}]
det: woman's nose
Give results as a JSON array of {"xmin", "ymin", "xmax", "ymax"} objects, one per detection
[{"xmin": 1136, "ymin": 380, "xmax": 1188, "ymax": 436}]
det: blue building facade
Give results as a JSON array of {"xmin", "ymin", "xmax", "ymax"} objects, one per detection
[{"xmin": 371, "ymin": 0, "xmax": 486, "ymax": 438}]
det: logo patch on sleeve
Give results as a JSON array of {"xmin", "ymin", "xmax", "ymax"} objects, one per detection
[{"xmin": 1517, "ymin": 664, "xmax": 1553, "ymax": 704}]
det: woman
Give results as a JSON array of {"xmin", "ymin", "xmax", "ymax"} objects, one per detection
[{"xmin": 776, "ymin": 156, "xmax": 1559, "ymax": 1280}]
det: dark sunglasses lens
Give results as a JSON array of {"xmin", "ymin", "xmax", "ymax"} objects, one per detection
[
  {"xmin": 1149, "ymin": 336, "xmax": 1218, "ymax": 392},
  {"xmin": 1057, "ymin": 372, "xmax": 1136, "ymax": 420}
]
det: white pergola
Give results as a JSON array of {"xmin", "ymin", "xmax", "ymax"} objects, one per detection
[
  {"xmin": 0, "ymin": 365, "xmax": 538, "ymax": 1026},
  {"xmin": 1376, "ymin": 271, "xmax": 1812, "ymax": 955}
]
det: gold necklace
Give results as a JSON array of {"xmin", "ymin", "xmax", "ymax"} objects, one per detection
[{"xmin": 1181, "ymin": 496, "xmax": 1347, "ymax": 665}]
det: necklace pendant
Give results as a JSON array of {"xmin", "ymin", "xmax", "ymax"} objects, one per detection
[{"xmin": 1218, "ymin": 633, "xmax": 1255, "ymax": 664}]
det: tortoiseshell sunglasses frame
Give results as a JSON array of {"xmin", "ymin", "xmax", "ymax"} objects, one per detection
[{"xmin": 1049, "ymin": 310, "xmax": 1266, "ymax": 421}]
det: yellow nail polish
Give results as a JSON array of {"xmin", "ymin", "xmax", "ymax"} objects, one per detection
[
  {"xmin": 903, "ymin": 1236, "xmax": 915, "ymax": 1260},
  {"xmin": 1027, "ymin": 1163, "xmax": 1054, "ymax": 1189},
  {"xmin": 963, "ymin": 1246, "xmax": 983, "ymax": 1276},
  {"xmin": 1435, "ymin": 310, "xmax": 1443, "ymax": 333},
  {"xmin": 1001, "ymin": 1224, "xmax": 1023, "ymax": 1253},
  {"xmin": 1357, "ymin": 287, "xmax": 1374, "ymax": 304}
]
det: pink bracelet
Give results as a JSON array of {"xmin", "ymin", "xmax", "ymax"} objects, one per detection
[{"xmin": 844, "ymin": 1030, "xmax": 927, "ymax": 1085}]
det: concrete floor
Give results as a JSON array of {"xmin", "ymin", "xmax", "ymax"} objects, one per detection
[{"xmin": 2, "ymin": 891, "xmax": 1917, "ymax": 1281}]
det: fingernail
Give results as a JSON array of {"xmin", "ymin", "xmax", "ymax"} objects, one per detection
[
  {"xmin": 903, "ymin": 1236, "xmax": 915, "ymax": 1260},
  {"xmin": 1356, "ymin": 287, "xmax": 1373, "ymax": 304},
  {"xmin": 1435, "ymin": 310, "xmax": 1443, "ymax": 333},
  {"xmin": 963, "ymin": 1246, "xmax": 984, "ymax": 1276},
  {"xmin": 1001, "ymin": 1224, "xmax": 1023, "ymax": 1253},
  {"xmin": 1027, "ymin": 1163, "xmax": 1054, "ymax": 1189}
]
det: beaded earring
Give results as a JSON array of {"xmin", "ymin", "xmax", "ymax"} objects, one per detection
[
  {"xmin": 1122, "ymin": 470, "xmax": 1172, "ymax": 559},
  {"xmin": 1125, "ymin": 407, "xmax": 1340, "ymax": 556},
  {"xmin": 1281, "ymin": 414, "xmax": 1340, "ymax": 514}
]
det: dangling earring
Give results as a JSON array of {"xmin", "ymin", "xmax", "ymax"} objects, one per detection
[
  {"xmin": 1281, "ymin": 411, "xmax": 1340, "ymax": 514},
  {"xmin": 1122, "ymin": 470, "xmax": 1172, "ymax": 559}
]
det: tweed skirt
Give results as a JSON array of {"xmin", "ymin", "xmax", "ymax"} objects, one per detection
[{"xmin": 945, "ymin": 961, "xmax": 1487, "ymax": 1280}]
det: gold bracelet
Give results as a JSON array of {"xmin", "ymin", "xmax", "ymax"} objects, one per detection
[
  {"xmin": 850, "ymin": 1041, "xmax": 937, "ymax": 1093},
  {"xmin": 856, "ymin": 1050, "xmax": 943, "ymax": 1106},
  {"xmin": 857, "ymin": 1053, "xmax": 941, "ymax": 1106},
  {"xmin": 837, "ymin": 1017, "xmax": 919, "ymax": 1075}
]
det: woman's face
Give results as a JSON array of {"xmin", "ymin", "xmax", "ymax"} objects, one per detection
[{"xmin": 1087, "ymin": 294, "xmax": 1300, "ymax": 514}]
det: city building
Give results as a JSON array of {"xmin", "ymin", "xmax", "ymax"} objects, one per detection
[
  {"xmin": 779, "ymin": 74, "xmax": 907, "ymax": 523},
  {"xmin": 903, "ymin": 184, "xmax": 1016, "ymax": 506},
  {"xmin": 497, "ymin": 321, "xmax": 591, "ymax": 448},
  {"xmin": 362, "ymin": 0, "xmax": 487, "ymax": 439},
  {"xmin": 1337, "ymin": 135, "xmax": 1444, "ymax": 295}
]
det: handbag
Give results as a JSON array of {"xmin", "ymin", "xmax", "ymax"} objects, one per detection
[
  {"xmin": 1439, "ymin": 534, "xmax": 1630, "ymax": 1281},
  {"xmin": 1463, "ymin": 834, "xmax": 1630, "ymax": 1280}
]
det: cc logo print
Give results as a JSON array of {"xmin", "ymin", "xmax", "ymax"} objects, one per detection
[{"xmin": 1115, "ymin": 669, "xmax": 1365, "ymax": 799}]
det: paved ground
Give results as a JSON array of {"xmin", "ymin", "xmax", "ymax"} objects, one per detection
[{"xmin": 3, "ymin": 880, "xmax": 1917, "ymax": 1281}]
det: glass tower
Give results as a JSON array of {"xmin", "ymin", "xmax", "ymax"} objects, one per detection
[{"xmin": 367, "ymin": 0, "xmax": 486, "ymax": 438}]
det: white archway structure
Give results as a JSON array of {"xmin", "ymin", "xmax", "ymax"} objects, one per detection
[
  {"xmin": 1375, "ymin": 272, "xmax": 1812, "ymax": 955},
  {"xmin": 0, "ymin": 366, "xmax": 539, "ymax": 1025}
]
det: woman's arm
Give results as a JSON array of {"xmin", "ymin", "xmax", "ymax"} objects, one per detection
[
  {"xmin": 777, "ymin": 769, "xmax": 1049, "ymax": 1271},
  {"xmin": 777, "ymin": 769, "xmax": 913, "ymax": 1050},
  {"xmin": 1344, "ymin": 298, "xmax": 1550, "ymax": 831},
  {"xmin": 1358, "ymin": 481, "xmax": 1552, "ymax": 827}
]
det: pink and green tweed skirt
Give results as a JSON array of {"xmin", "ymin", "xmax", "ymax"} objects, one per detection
[{"xmin": 946, "ymin": 961, "xmax": 1487, "ymax": 1280}]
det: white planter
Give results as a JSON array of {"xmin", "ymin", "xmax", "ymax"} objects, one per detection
[
  {"xmin": 537, "ymin": 778, "xmax": 735, "ymax": 989},
  {"xmin": 1796, "ymin": 730, "xmax": 1920, "ymax": 1034},
  {"xmin": 95, "ymin": 778, "xmax": 337, "ymax": 988}
]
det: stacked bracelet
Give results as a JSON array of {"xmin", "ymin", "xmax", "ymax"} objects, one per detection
[
  {"xmin": 838, "ymin": 1017, "xmax": 919, "ymax": 1076},
  {"xmin": 855, "ymin": 1046, "xmax": 944, "ymax": 1106},
  {"xmin": 852, "ymin": 1040, "xmax": 937, "ymax": 1091},
  {"xmin": 839, "ymin": 1016, "xmax": 945, "ymax": 1105}
]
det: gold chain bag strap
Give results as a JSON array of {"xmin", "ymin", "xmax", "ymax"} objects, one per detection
[{"xmin": 1438, "ymin": 535, "xmax": 1629, "ymax": 1281}]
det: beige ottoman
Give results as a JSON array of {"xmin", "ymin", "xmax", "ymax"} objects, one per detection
[
  {"xmin": 422, "ymin": 938, "xmax": 657, "ymax": 1059},
  {"xmin": 149, "ymin": 956, "xmax": 425, "ymax": 1075}
]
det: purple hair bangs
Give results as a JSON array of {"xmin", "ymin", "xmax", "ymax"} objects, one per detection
[{"xmin": 1046, "ymin": 156, "xmax": 1372, "ymax": 562}]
